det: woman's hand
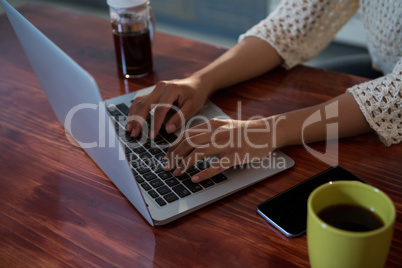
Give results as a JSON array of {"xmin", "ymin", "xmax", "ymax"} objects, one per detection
[
  {"xmin": 164, "ymin": 118, "xmax": 277, "ymax": 182},
  {"xmin": 126, "ymin": 77, "xmax": 211, "ymax": 138}
]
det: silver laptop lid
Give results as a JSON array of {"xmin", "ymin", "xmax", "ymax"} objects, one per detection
[{"xmin": 1, "ymin": 0, "xmax": 153, "ymax": 225}]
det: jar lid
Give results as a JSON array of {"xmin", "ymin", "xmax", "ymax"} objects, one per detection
[{"xmin": 107, "ymin": 0, "xmax": 148, "ymax": 9}]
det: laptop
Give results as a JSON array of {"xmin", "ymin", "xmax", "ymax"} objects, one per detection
[{"xmin": 1, "ymin": 0, "xmax": 294, "ymax": 226}]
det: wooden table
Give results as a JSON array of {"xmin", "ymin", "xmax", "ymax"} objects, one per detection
[{"xmin": 1, "ymin": 3, "xmax": 401, "ymax": 267}]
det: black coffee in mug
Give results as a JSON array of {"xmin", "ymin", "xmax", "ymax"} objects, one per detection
[{"xmin": 318, "ymin": 204, "xmax": 384, "ymax": 232}]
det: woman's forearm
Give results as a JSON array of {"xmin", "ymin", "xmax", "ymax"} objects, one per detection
[
  {"xmin": 275, "ymin": 92, "xmax": 373, "ymax": 148},
  {"xmin": 191, "ymin": 36, "xmax": 283, "ymax": 96}
]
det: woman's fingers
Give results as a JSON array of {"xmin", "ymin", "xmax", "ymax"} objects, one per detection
[
  {"xmin": 151, "ymin": 87, "xmax": 180, "ymax": 138},
  {"xmin": 126, "ymin": 86, "xmax": 164, "ymax": 137},
  {"xmin": 165, "ymin": 132, "xmax": 212, "ymax": 170},
  {"xmin": 163, "ymin": 101, "xmax": 202, "ymax": 136},
  {"xmin": 127, "ymin": 96, "xmax": 152, "ymax": 138}
]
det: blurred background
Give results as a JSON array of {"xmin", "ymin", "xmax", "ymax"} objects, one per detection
[{"xmin": 1, "ymin": 0, "xmax": 369, "ymax": 70}]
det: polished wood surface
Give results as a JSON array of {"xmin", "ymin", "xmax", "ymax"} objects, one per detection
[{"xmin": 0, "ymin": 3, "xmax": 401, "ymax": 267}]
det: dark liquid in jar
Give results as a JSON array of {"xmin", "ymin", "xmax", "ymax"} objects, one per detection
[
  {"xmin": 318, "ymin": 204, "xmax": 384, "ymax": 232},
  {"xmin": 113, "ymin": 28, "xmax": 153, "ymax": 78}
]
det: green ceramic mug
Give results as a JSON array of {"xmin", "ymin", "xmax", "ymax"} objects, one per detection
[{"xmin": 307, "ymin": 181, "xmax": 395, "ymax": 268}]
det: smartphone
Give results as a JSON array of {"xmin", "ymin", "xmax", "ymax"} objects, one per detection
[{"xmin": 257, "ymin": 166, "xmax": 366, "ymax": 237}]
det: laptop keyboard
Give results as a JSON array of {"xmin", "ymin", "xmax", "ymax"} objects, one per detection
[{"xmin": 108, "ymin": 102, "xmax": 228, "ymax": 207}]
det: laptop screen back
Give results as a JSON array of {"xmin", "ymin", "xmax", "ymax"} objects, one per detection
[{"xmin": 1, "ymin": 0, "xmax": 153, "ymax": 225}]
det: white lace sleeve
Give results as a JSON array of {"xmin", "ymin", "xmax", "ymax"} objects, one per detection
[
  {"xmin": 348, "ymin": 58, "xmax": 402, "ymax": 146},
  {"xmin": 239, "ymin": 0, "xmax": 359, "ymax": 69}
]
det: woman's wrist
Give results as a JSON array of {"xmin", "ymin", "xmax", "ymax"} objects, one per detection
[
  {"xmin": 248, "ymin": 117, "xmax": 289, "ymax": 151},
  {"xmin": 190, "ymin": 70, "xmax": 220, "ymax": 97},
  {"xmin": 268, "ymin": 113, "xmax": 299, "ymax": 149}
]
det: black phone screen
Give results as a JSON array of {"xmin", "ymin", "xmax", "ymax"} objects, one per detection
[{"xmin": 257, "ymin": 166, "xmax": 365, "ymax": 237}]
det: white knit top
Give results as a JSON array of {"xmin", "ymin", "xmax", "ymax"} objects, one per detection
[{"xmin": 239, "ymin": 0, "xmax": 401, "ymax": 146}]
